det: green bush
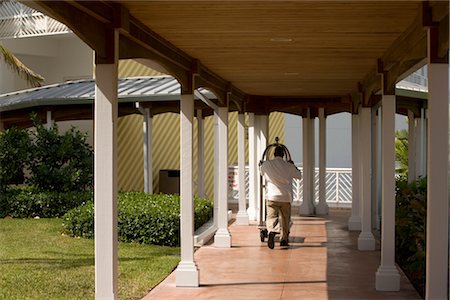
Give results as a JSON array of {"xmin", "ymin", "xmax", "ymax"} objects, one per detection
[
  {"xmin": 27, "ymin": 114, "xmax": 93, "ymax": 192},
  {"xmin": 395, "ymin": 176, "xmax": 426, "ymax": 298},
  {"xmin": 0, "ymin": 127, "xmax": 31, "ymax": 190},
  {"xmin": 0, "ymin": 187, "xmax": 93, "ymax": 218},
  {"xmin": 62, "ymin": 193, "xmax": 213, "ymax": 246}
]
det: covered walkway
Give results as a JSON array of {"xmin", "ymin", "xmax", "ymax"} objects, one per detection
[{"xmin": 143, "ymin": 209, "xmax": 420, "ymax": 300}]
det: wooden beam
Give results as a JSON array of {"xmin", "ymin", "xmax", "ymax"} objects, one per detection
[{"xmin": 27, "ymin": 1, "xmax": 110, "ymax": 60}]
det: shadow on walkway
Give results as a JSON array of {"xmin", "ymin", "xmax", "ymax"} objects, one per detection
[{"xmin": 142, "ymin": 209, "xmax": 420, "ymax": 300}]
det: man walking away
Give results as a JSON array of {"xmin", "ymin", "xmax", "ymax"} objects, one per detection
[{"xmin": 260, "ymin": 146, "xmax": 302, "ymax": 249}]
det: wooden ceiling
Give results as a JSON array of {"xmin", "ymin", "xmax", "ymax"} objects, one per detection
[{"xmin": 23, "ymin": 1, "xmax": 449, "ymax": 116}]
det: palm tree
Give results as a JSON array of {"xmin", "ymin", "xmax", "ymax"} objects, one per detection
[{"xmin": 0, "ymin": 44, "xmax": 44, "ymax": 87}]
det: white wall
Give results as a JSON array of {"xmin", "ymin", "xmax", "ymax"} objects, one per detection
[
  {"xmin": 285, "ymin": 112, "xmax": 410, "ymax": 169},
  {"xmin": 0, "ymin": 33, "xmax": 93, "ymax": 94}
]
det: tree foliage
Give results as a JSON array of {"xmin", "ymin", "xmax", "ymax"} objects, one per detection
[
  {"xmin": 0, "ymin": 44, "xmax": 44, "ymax": 87},
  {"xmin": 0, "ymin": 114, "xmax": 93, "ymax": 192},
  {"xmin": 395, "ymin": 129, "xmax": 408, "ymax": 178}
]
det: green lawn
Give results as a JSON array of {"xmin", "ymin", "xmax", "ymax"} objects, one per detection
[{"xmin": 0, "ymin": 218, "xmax": 180, "ymax": 299}]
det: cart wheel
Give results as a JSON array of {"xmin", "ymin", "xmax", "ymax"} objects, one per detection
[{"xmin": 260, "ymin": 229, "xmax": 268, "ymax": 242}]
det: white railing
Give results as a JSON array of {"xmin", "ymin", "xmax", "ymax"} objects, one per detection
[
  {"xmin": 0, "ymin": 0, "xmax": 70, "ymax": 39},
  {"xmin": 228, "ymin": 165, "xmax": 352, "ymax": 208}
]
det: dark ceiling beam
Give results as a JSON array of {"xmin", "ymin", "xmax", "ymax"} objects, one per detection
[{"xmin": 246, "ymin": 95, "xmax": 351, "ymax": 115}]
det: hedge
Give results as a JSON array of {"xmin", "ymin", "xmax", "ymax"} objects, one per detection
[
  {"xmin": 395, "ymin": 176, "xmax": 426, "ymax": 298},
  {"xmin": 0, "ymin": 188, "xmax": 92, "ymax": 218},
  {"xmin": 62, "ymin": 192, "xmax": 213, "ymax": 246}
]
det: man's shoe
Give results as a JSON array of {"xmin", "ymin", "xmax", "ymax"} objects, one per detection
[
  {"xmin": 268, "ymin": 232, "xmax": 276, "ymax": 249},
  {"xmin": 280, "ymin": 240, "xmax": 289, "ymax": 247}
]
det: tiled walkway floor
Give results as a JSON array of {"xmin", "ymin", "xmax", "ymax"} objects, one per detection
[{"xmin": 143, "ymin": 209, "xmax": 420, "ymax": 300}]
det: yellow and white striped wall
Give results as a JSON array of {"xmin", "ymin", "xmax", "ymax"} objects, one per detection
[{"xmin": 117, "ymin": 59, "xmax": 285, "ymax": 198}]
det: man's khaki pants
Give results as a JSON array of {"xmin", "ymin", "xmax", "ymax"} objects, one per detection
[{"xmin": 266, "ymin": 200, "xmax": 291, "ymax": 241}]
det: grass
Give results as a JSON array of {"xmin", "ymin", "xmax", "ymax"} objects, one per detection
[{"xmin": 0, "ymin": 218, "xmax": 180, "ymax": 300}]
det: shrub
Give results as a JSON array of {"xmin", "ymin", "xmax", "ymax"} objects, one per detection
[
  {"xmin": 0, "ymin": 187, "xmax": 93, "ymax": 218},
  {"xmin": 27, "ymin": 114, "xmax": 93, "ymax": 192},
  {"xmin": 0, "ymin": 127, "xmax": 31, "ymax": 190},
  {"xmin": 62, "ymin": 193, "xmax": 213, "ymax": 246},
  {"xmin": 395, "ymin": 176, "xmax": 426, "ymax": 298}
]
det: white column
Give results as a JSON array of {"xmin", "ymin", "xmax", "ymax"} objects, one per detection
[
  {"xmin": 213, "ymin": 111, "xmax": 219, "ymax": 227},
  {"xmin": 415, "ymin": 111, "xmax": 424, "ymax": 178},
  {"xmin": 143, "ymin": 108, "xmax": 153, "ymax": 194},
  {"xmin": 255, "ymin": 116, "xmax": 262, "ymax": 222},
  {"xmin": 299, "ymin": 110, "xmax": 315, "ymax": 215},
  {"xmin": 316, "ymin": 108, "xmax": 328, "ymax": 214},
  {"xmin": 372, "ymin": 107, "xmax": 382, "ymax": 231},
  {"xmin": 94, "ymin": 32, "xmax": 119, "ymax": 300},
  {"xmin": 197, "ymin": 109, "xmax": 205, "ymax": 198},
  {"xmin": 425, "ymin": 31, "xmax": 449, "ymax": 299},
  {"xmin": 348, "ymin": 113, "xmax": 361, "ymax": 231},
  {"xmin": 258, "ymin": 115, "xmax": 268, "ymax": 223},
  {"xmin": 236, "ymin": 112, "xmax": 249, "ymax": 225},
  {"xmin": 407, "ymin": 110, "xmax": 416, "ymax": 183},
  {"xmin": 376, "ymin": 94, "xmax": 400, "ymax": 291},
  {"xmin": 422, "ymin": 108, "xmax": 428, "ymax": 177},
  {"xmin": 214, "ymin": 106, "xmax": 232, "ymax": 247},
  {"xmin": 175, "ymin": 93, "xmax": 199, "ymax": 287},
  {"xmin": 46, "ymin": 110, "xmax": 53, "ymax": 129},
  {"xmin": 357, "ymin": 107, "xmax": 375, "ymax": 251},
  {"xmin": 309, "ymin": 116, "xmax": 315, "ymax": 209},
  {"xmin": 247, "ymin": 113, "xmax": 257, "ymax": 221}
]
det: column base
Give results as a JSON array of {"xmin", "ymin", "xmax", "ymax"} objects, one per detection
[
  {"xmin": 316, "ymin": 201, "xmax": 329, "ymax": 215},
  {"xmin": 214, "ymin": 228, "xmax": 232, "ymax": 248},
  {"xmin": 376, "ymin": 265, "xmax": 400, "ymax": 291},
  {"xmin": 247, "ymin": 206, "xmax": 257, "ymax": 221},
  {"xmin": 357, "ymin": 231, "xmax": 376, "ymax": 251},
  {"xmin": 299, "ymin": 200, "xmax": 315, "ymax": 216},
  {"xmin": 236, "ymin": 211, "xmax": 249, "ymax": 225},
  {"xmin": 175, "ymin": 261, "xmax": 199, "ymax": 287},
  {"xmin": 348, "ymin": 215, "xmax": 361, "ymax": 231}
]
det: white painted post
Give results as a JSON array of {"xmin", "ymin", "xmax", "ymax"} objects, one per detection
[
  {"xmin": 373, "ymin": 107, "xmax": 382, "ymax": 231},
  {"xmin": 255, "ymin": 115, "xmax": 262, "ymax": 222},
  {"xmin": 197, "ymin": 109, "xmax": 205, "ymax": 198},
  {"xmin": 259, "ymin": 115, "xmax": 268, "ymax": 222},
  {"xmin": 143, "ymin": 108, "xmax": 153, "ymax": 194},
  {"xmin": 316, "ymin": 108, "xmax": 328, "ymax": 214},
  {"xmin": 376, "ymin": 94, "xmax": 400, "ymax": 291},
  {"xmin": 357, "ymin": 107, "xmax": 375, "ymax": 251},
  {"xmin": 247, "ymin": 113, "xmax": 257, "ymax": 221},
  {"xmin": 175, "ymin": 93, "xmax": 199, "ymax": 287},
  {"xmin": 407, "ymin": 110, "xmax": 416, "ymax": 183},
  {"xmin": 415, "ymin": 111, "xmax": 424, "ymax": 178},
  {"xmin": 348, "ymin": 112, "xmax": 361, "ymax": 231},
  {"xmin": 46, "ymin": 110, "xmax": 53, "ymax": 129},
  {"xmin": 425, "ymin": 28, "xmax": 449, "ymax": 299},
  {"xmin": 422, "ymin": 108, "xmax": 428, "ymax": 177},
  {"xmin": 299, "ymin": 109, "xmax": 314, "ymax": 215},
  {"xmin": 309, "ymin": 116, "xmax": 315, "ymax": 210},
  {"xmin": 213, "ymin": 111, "xmax": 219, "ymax": 228},
  {"xmin": 94, "ymin": 31, "xmax": 119, "ymax": 300},
  {"xmin": 236, "ymin": 112, "xmax": 249, "ymax": 225},
  {"xmin": 214, "ymin": 106, "xmax": 232, "ymax": 247}
]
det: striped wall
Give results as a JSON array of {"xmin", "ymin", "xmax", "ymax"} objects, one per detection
[{"xmin": 116, "ymin": 59, "xmax": 285, "ymax": 198}]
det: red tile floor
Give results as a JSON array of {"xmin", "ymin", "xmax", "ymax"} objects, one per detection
[{"xmin": 142, "ymin": 209, "xmax": 420, "ymax": 300}]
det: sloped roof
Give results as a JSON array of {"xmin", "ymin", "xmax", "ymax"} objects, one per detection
[{"xmin": 0, "ymin": 76, "xmax": 215, "ymax": 112}]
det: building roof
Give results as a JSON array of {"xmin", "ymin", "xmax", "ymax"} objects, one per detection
[
  {"xmin": 0, "ymin": 76, "xmax": 218, "ymax": 128},
  {"xmin": 0, "ymin": 76, "xmax": 215, "ymax": 112}
]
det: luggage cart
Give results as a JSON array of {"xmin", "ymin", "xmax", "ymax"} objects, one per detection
[{"xmin": 258, "ymin": 137, "xmax": 294, "ymax": 242}]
